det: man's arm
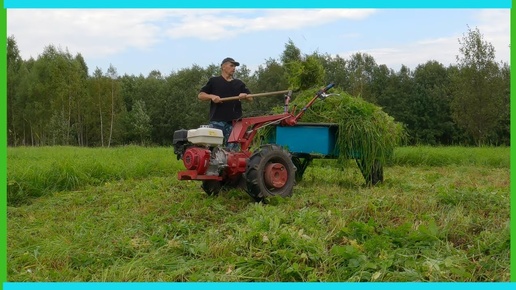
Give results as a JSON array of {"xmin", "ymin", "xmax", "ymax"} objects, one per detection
[{"xmin": 198, "ymin": 92, "xmax": 222, "ymax": 103}]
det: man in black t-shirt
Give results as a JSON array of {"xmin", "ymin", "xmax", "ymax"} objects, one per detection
[{"xmin": 198, "ymin": 57, "xmax": 252, "ymax": 147}]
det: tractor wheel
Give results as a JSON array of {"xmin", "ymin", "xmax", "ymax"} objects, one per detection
[
  {"xmin": 201, "ymin": 180, "xmax": 222, "ymax": 196},
  {"xmin": 245, "ymin": 144, "xmax": 296, "ymax": 202}
]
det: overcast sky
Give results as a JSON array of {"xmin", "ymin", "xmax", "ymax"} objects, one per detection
[{"xmin": 6, "ymin": 8, "xmax": 510, "ymax": 76}]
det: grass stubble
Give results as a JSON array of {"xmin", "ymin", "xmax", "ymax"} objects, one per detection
[{"xmin": 6, "ymin": 146, "xmax": 509, "ymax": 281}]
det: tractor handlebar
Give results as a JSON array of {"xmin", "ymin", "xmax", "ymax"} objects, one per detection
[
  {"xmin": 324, "ymin": 83, "xmax": 335, "ymax": 91},
  {"xmin": 316, "ymin": 83, "xmax": 335, "ymax": 97},
  {"xmin": 287, "ymin": 82, "xmax": 336, "ymax": 124}
]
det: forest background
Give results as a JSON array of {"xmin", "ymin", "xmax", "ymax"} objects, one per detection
[{"xmin": 6, "ymin": 26, "xmax": 510, "ymax": 148}]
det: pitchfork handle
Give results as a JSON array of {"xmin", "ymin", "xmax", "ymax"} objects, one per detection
[{"xmin": 221, "ymin": 90, "xmax": 290, "ymax": 102}]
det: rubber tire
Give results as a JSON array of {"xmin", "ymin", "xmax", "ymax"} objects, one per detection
[{"xmin": 245, "ymin": 144, "xmax": 296, "ymax": 202}]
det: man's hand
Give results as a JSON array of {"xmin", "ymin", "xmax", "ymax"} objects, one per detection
[
  {"xmin": 198, "ymin": 92, "xmax": 223, "ymax": 103},
  {"xmin": 239, "ymin": 93, "xmax": 253, "ymax": 101},
  {"xmin": 211, "ymin": 95, "xmax": 223, "ymax": 103}
]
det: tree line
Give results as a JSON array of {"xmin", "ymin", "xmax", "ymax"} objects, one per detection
[{"xmin": 6, "ymin": 26, "xmax": 510, "ymax": 147}]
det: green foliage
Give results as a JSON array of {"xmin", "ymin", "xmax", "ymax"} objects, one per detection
[
  {"xmin": 242, "ymin": 58, "xmax": 289, "ymax": 116},
  {"xmin": 163, "ymin": 65, "xmax": 211, "ymax": 137},
  {"xmin": 284, "ymin": 55, "xmax": 326, "ymax": 91},
  {"xmin": 346, "ymin": 52, "xmax": 378, "ymax": 101},
  {"xmin": 410, "ymin": 61, "xmax": 456, "ymax": 145},
  {"xmin": 5, "ymin": 28, "xmax": 511, "ymax": 147},
  {"xmin": 311, "ymin": 52, "xmax": 348, "ymax": 89},
  {"xmin": 451, "ymin": 26, "xmax": 507, "ymax": 145},
  {"xmin": 119, "ymin": 100, "xmax": 152, "ymax": 145},
  {"xmin": 7, "ymin": 146, "xmax": 509, "ymax": 281},
  {"xmin": 280, "ymin": 39, "xmax": 302, "ymax": 65},
  {"xmin": 7, "ymin": 36, "xmax": 26, "ymax": 143},
  {"xmin": 281, "ymin": 40, "xmax": 325, "ymax": 90}
]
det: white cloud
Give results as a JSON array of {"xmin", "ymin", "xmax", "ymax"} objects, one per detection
[
  {"xmin": 8, "ymin": 9, "xmax": 173, "ymax": 59},
  {"xmin": 165, "ymin": 9, "xmax": 376, "ymax": 40},
  {"xmin": 7, "ymin": 9, "xmax": 376, "ymax": 61},
  {"xmin": 345, "ymin": 39, "xmax": 459, "ymax": 70},
  {"xmin": 474, "ymin": 9, "xmax": 510, "ymax": 61},
  {"xmin": 338, "ymin": 9, "xmax": 509, "ymax": 70},
  {"xmin": 9, "ymin": 8, "xmax": 507, "ymax": 77}
]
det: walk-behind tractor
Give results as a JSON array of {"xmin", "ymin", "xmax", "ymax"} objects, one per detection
[{"xmin": 173, "ymin": 84, "xmax": 383, "ymax": 202}]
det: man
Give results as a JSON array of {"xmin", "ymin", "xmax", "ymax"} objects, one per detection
[{"xmin": 198, "ymin": 57, "xmax": 252, "ymax": 147}]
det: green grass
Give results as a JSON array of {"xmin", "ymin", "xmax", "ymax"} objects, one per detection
[
  {"xmin": 7, "ymin": 146, "xmax": 510, "ymax": 281},
  {"xmin": 7, "ymin": 146, "xmax": 180, "ymax": 206},
  {"xmin": 389, "ymin": 146, "xmax": 510, "ymax": 168}
]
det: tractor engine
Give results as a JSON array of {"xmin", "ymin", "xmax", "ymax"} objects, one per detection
[
  {"xmin": 182, "ymin": 147, "xmax": 211, "ymax": 174},
  {"xmin": 173, "ymin": 126, "xmax": 247, "ymax": 180}
]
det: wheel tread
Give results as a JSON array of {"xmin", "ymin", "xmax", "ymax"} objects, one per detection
[{"xmin": 245, "ymin": 145, "xmax": 296, "ymax": 202}]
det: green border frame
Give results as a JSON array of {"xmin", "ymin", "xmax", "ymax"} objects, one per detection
[
  {"xmin": 1, "ymin": 0, "xmax": 7, "ymax": 288},
  {"xmin": 510, "ymin": 4, "xmax": 515, "ymax": 284}
]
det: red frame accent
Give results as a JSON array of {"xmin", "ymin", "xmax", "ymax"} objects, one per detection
[
  {"xmin": 228, "ymin": 113, "xmax": 294, "ymax": 152},
  {"xmin": 178, "ymin": 170, "xmax": 223, "ymax": 181}
]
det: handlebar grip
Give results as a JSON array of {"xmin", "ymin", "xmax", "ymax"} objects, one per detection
[
  {"xmin": 323, "ymin": 83, "xmax": 335, "ymax": 92},
  {"xmin": 316, "ymin": 83, "xmax": 335, "ymax": 97}
]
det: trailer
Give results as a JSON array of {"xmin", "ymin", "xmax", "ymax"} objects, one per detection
[{"xmin": 266, "ymin": 122, "xmax": 383, "ymax": 185}]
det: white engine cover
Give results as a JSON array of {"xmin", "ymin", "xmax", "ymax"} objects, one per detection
[{"xmin": 187, "ymin": 127, "xmax": 224, "ymax": 146}]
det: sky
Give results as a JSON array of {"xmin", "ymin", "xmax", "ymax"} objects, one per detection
[{"xmin": 6, "ymin": 8, "xmax": 511, "ymax": 77}]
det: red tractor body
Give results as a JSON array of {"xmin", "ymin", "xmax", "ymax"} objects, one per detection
[{"xmin": 173, "ymin": 84, "xmax": 336, "ymax": 201}]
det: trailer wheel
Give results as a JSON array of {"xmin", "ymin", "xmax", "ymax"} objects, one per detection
[{"xmin": 245, "ymin": 145, "xmax": 296, "ymax": 202}]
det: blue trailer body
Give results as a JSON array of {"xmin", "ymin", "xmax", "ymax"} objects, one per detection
[
  {"xmin": 266, "ymin": 122, "xmax": 381, "ymax": 185},
  {"xmin": 268, "ymin": 123, "xmax": 339, "ymax": 157}
]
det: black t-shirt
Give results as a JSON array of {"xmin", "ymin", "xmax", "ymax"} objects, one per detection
[{"xmin": 200, "ymin": 76, "xmax": 251, "ymax": 122}]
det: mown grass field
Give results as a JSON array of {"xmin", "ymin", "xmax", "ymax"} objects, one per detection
[{"xmin": 6, "ymin": 146, "xmax": 510, "ymax": 281}]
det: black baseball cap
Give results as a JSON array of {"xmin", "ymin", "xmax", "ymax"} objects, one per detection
[{"xmin": 221, "ymin": 57, "xmax": 240, "ymax": 66}]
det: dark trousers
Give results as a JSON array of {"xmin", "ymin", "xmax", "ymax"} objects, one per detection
[{"xmin": 209, "ymin": 121, "xmax": 239, "ymax": 150}]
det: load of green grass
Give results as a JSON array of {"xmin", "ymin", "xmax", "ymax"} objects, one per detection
[{"xmin": 282, "ymin": 87, "xmax": 405, "ymax": 179}]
